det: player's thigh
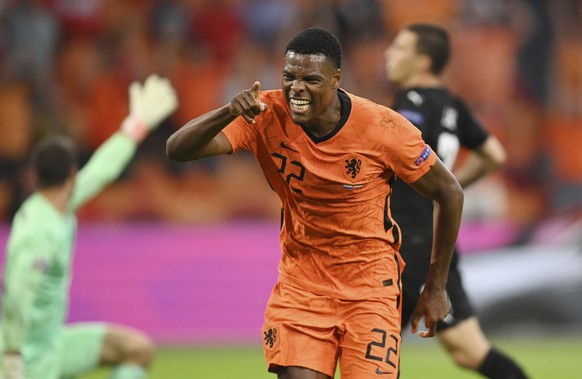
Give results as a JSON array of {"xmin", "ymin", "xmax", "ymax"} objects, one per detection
[
  {"xmin": 340, "ymin": 296, "xmax": 401, "ymax": 379},
  {"xmin": 59, "ymin": 322, "xmax": 106, "ymax": 379},
  {"xmin": 263, "ymin": 282, "xmax": 339, "ymax": 378},
  {"xmin": 277, "ymin": 366, "xmax": 331, "ymax": 379},
  {"xmin": 25, "ymin": 350, "xmax": 61, "ymax": 379}
]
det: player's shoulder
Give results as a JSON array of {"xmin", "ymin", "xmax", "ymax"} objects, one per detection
[
  {"xmin": 398, "ymin": 87, "xmax": 470, "ymax": 120},
  {"xmin": 3, "ymin": 195, "xmax": 66, "ymax": 265},
  {"xmin": 423, "ymin": 87, "xmax": 470, "ymax": 110},
  {"xmin": 344, "ymin": 90, "xmax": 395, "ymax": 119},
  {"xmin": 343, "ymin": 91, "xmax": 419, "ymax": 140},
  {"xmin": 13, "ymin": 194, "xmax": 63, "ymax": 236},
  {"xmin": 400, "ymin": 87, "xmax": 454, "ymax": 106}
]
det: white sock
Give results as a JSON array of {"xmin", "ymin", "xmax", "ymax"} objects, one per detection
[{"xmin": 109, "ymin": 363, "xmax": 147, "ymax": 379}]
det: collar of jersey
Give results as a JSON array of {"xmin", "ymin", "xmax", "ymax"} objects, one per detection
[{"xmin": 299, "ymin": 88, "xmax": 352, "ymax": 144}]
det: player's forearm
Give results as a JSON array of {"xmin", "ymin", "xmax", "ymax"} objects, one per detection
[
  {"xmin": 166, "ymin": 104, "xmax": 235, "ymax": 162},
  {"xmin": 426, "ymin": 183, "xmax": 464, "ymax": 289},
  {"xmin": 70, "ymin": 132, "xmax": 137, "ymax": 210},
  {"xmin": 454, "ymin": 153, "xmax": 498, "ymax": 188},
  {"xmin": 456, "ymin": 137, "xmax": 506, "ymax": 188}
]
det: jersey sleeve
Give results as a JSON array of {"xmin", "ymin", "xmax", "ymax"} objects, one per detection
[
  {"xmin": 392, "ymin": 90, "xmax": 426, "ymax": 130},
  {"xmin": 222, "ymin": 117, "xmax": 259, "ymax": 154},
  {"xmin": 456, "ymin": 99, "xmax": 489, "ymax": 149},
  {"xmin": 222, "ymin": 93, "xmax": 269, "ymax": 154},
  {"xmin": 69, "ymin": 131, "xmax": 138, "ymax": 211},
  {"xmin": 385, "ymin": 112, "xmax": 437, "ymax": 184},
  {"xmin": 1, "ymin": 233, "xmax": 56, "ymax": 352}
]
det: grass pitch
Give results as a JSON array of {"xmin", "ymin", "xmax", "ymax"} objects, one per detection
[{"xmin": 82, "ymin": 335, "xmax": 582, "ymax": 378}]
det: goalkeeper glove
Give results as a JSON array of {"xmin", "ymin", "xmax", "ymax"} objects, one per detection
[{"xmin": 121, "ymin": 74, "xmax": 179, "ymax": 142}]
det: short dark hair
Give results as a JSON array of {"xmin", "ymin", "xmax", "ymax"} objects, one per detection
[
  {"xmin": 406, "ymin": 23, "xmax": 450, "ymax": 75},
  {"xmin": 285, "ymin": 27, "xmax": 342, "ymax": 69},
  {"xmin": 31, "ymin": 135, "xmax": 78, "ymax": 188}
]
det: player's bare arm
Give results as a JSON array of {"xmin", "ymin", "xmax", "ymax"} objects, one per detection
[
  {"xmin": 407, "ymin": 158, "xmax": 464, "ymax": 338},
  {"xmin": 454, "ymin": 136, "xmax": 506, "ymax": 188},
  {"xmin": 166, "ymin": 81, "xmax": 268, "ymax": 162}
]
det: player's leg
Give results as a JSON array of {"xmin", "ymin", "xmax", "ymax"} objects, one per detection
[
  {"xmin": 59, "ymin": 322, "xmax": 154, "ymax": 379},
  {"xmin": 59, "ymin": 323, "xmax": 106, "ymax": 379},
  {"xmin": 99, "ymin": 324, "xmax": 155, "ymax": 379},
  {"xmin": 339, "ymin": 295, "xmax": 402, "ymax": 379},
  {"xmin": 437, "ymin": 316, "xmax": 490, "ymax": 369},
  {"xmin": 262, "ymin": 282, "xmax": 337, "ymax": 379},
  {"xmin": 437, "ymin": 252, "xmax": 529, "ymax": 378},
  {"xmin": 277, "ymin": 366, "xmax": 331, "ymax": 379},
  {"xmin": 438, "ymin": 317, "xmax": 529, "ymax": 379},
  {"xmin": 24, "ymin": 350, "xmax": 61, "ymax": 379}
]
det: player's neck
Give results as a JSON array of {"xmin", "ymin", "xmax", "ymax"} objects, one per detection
[
  {"xmin": 305, "ymin": 91, "xmax": 342, "ymax": 138},
  {"xmin": 39, "ymin": 185, "xmax": 71, "ymax": 215},
  {"xmin": 401, "ymin": 73, "xmax": 442, "ymax": 89}
]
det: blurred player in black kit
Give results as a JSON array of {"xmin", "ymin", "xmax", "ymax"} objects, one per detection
[{"xmin": 385, "ymin": 23, "xmax": 529, "ymax": 379}]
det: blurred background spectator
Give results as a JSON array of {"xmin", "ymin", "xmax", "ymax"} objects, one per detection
[{"xmin": 0, "ymin": 0, "xmax": 581, "ymax": 245}]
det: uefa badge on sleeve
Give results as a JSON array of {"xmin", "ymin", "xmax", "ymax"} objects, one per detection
[{"xmin": 415, "ymin": 146, "xmax": 431, "ymax": 166}]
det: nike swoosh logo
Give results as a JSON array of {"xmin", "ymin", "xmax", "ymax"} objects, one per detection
[
  {"xmin": 375, "ymin": 367, "xmax": 393, "ymax": 375},
  {"xmin": 281, "ymin": 141, "xmax": 298, "ymax": 152}
]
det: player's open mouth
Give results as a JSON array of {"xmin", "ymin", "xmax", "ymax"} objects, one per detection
[{"xmin": 289, "ymin": 98, "xmax": 311, "ymax": 113}]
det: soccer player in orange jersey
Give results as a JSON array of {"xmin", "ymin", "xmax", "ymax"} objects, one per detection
[{"xmin": 167, "ymin": 27, "xmax": 463, "ymax": 379}]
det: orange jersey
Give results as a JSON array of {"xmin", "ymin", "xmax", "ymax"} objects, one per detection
[{"xmin": 223, "ymin": 89, "xmax": 436, "ymax": 300}]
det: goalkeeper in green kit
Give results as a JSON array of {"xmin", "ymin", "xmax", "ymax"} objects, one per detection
[{"xmin": 0, "ymin": 74, "xmax": 178, "ymax": 379}]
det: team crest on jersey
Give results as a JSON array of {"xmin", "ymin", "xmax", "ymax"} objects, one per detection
[
  {"xmin": 345, "ymin": 157, "xmax": 362, "ymax": 179},
  {"xmin": 263, "ymin": 327, "xmax": 278, "ymax": 349},
  {"xmin": 341, "ymin": 155, "xmax": 365, "ymax": 188},
  {"xmin": 32, "ymin": 258, "xmax": 49, "ymax": 273}
]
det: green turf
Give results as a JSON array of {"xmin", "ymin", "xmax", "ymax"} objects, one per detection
[{"xmin": 81, "ymin": 335, "xmax": 582, "ymax": 378}]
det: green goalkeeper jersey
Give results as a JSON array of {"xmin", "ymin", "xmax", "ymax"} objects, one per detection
[{"xmin": 0, "ymin": 132, "xmax": 137, "ymax": 361}]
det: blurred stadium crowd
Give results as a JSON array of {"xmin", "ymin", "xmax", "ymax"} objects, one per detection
[{"xmin": 0, "ymin": 0, "xmax": 581, "ymax": 233}]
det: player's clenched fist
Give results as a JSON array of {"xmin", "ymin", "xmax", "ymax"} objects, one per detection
[
  {"xmin": 229, "ymin": 81, "xmax": 268, "ymax": 124},
  {"xmin": 410, "ymin": 286, "xmax": 449, "ymax": 338}
]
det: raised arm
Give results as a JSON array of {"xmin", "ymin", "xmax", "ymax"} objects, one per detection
[
  {"xmin": 407, "ymin": 158, "xmax": 464, "ymax": 338},
  {"xmin": 166, "ymin": 81, "xmax": 268, "ymax": 162},
  {"xmin": 70, "ymin": 74, "xmax": 178, "ymax": 211}
]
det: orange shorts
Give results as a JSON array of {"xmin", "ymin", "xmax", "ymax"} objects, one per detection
[{"xmin": 262, "ymin": 282, "xmax": 402, "ymax": 379}]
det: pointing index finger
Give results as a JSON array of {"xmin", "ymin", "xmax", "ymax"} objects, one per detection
[{"xmin": 251, "ymin": 81, "xmax": 261, "ymax": 99}]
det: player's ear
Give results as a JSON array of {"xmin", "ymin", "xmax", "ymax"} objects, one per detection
[
  {"xmin": 419, "ymin": 55, "xmax": 432, "ymax": 74},
  {"xmin": 332, "ymin": 68, "xmax": 342, "ymax": 89}
]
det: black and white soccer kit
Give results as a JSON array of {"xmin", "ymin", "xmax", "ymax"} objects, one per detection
[{"xmin": 390, "ymin": 87, "xmax": 489, "ymax": 330}]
